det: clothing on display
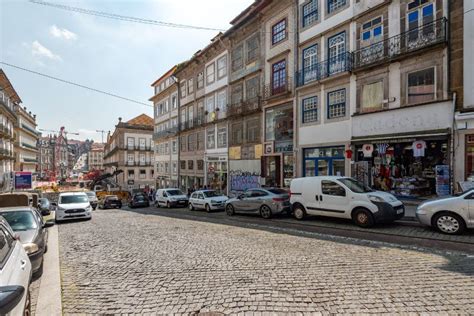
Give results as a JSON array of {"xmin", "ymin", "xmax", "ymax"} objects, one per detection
[
  {"xmin": 362, "ymin": 144, "xmax": 374, "ymax": 157},
  {"xmin": 412, "ymin": 140, "xmax": 427, "ymax": 157}
]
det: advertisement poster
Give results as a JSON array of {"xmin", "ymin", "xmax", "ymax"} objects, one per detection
[
  {"xmin": 435, "ymin": 165, "xmax": 450, "ymax": 196},
  {"xmin": 14, "ymin": 172, "xmax": 32, "ymax": 190}
]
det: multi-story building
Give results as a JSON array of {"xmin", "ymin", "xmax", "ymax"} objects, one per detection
[
  {"xmin": 14, "ymin": 105, "xmax": 39, "ymax": 174},
  {"xmin": 103, "ymin": 115, "xmax": 155, "ymax": 191},
  {"xmin": 87, "ymin": 143, "xmax": 105, "ymax": 171},
  {"xmin": 150, "ymin": 66, "xmax": 180, "ymax": 189},
  {"xmin": 0, "ymin": 70, "xmax": 18, "ymax": 191},
  {"xmin": 38, "ymin": 136, "xmax": 54, "ymax": 180}
]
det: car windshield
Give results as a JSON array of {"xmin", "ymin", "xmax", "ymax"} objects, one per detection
[
  {"xmin": 267, "ymin": 188, "xmax": 288, "ymax": 195},
  {"xmin": 106, "ymin": 196, "xmax": 118, "ymax": 201},
  {"xmin": 60, "ymin": 195, "xmax": 89, "ymax": 204},
  {"xmin": 167, "ymin": 190, "xmax": 183, "ymax": 196},
  {"xmin": 135, "ymin": 196, "xmax": 146, "ymax": 201},
  {"xmin": 338, "ymin": 178, "xmax": 373, "ymax": 193},
  {"xmin": 203, "ymin": 191, "xmax": 221, "ymax": 198},
  {"xmin": 0, "ymin": 211, "xmax": 38, "ymax": 231}
]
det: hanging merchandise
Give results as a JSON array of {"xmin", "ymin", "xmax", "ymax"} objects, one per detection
[
  {"xmin": 412, "ymin": 140, "xmax": 427, "ymax": 157},
  {"xmin": 345, "ymin": 149, "xmax": 353, "ymax": 159},
  {"xmin": 362, "ymin": 144, "xmax": 374, "ymax": 157},
  {"xmin": 376, "ymin": 143, "xmax": 389, "ymax": 155}
]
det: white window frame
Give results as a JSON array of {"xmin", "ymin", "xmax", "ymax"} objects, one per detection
[
  {"xmin": 217, "ymin": 55, "xmax": 227, "ymax": 79},
  {"xmin": 206, "ymin": 63, "xmax": 215, "ymax": 85}
]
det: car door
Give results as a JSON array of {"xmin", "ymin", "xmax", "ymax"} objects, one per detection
[
  {"xmin": 318, "ymin": 180, "xmax": 351, "ymax": 218},
  {"xmin": 246, "ymin": 190, "xmax": 268, "ymax": 212},
  {"xmin": 197, "ymin": 193, "xmax": 206, "ymax": 209},
  {"xmin": 301, "ymin": 179, "xmax": 322, "ymax": 215},
  {"xmin": 0, "ymin": 225, "xmax": 30, "ymax": 315},
  {"xmin": 159, "ymin": 191, "xmax": 166, "ymax": 206},
  {"xmin": 464, "ymin": 191, "xmax": 474, "ymax": 227},
  {"xmin": 233, "ymin": 191, "xmax": 251, "ymax": 212}
]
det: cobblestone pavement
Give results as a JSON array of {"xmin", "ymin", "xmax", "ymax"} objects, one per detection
[
  {"xmin": 30, "ymin": 274, "xmax": 40, "ymax": 314},
  {"xmin": 59, "ymin": 209, "xmax": 474, "ymax": 314}
]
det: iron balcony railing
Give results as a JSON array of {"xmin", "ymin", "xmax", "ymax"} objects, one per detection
[
  {"xmin": 263, "ymin": 77, "xmax": 293, "ymax": 99},
  {"xmin": 21, "ymin": 142, "xmax": 38, "ymax": 151},
  {"xmin": 179, "ymin": 115, "xmax": 206, "ymax": 131},
  {"xmin": 126, "ymin": 145, "xmax": 152, "ymax": 151},
  {"xmin": 22, "ymin": 157, "xmax": 38, "ymax": 163},
  {"xmin": 296, "ymin": 52, "xmax": 352, "ymax": 87},
  {"xmin": 0, "ymin": 148, "xmax": 14, "ymax": 159},
  {"xmin": 153, "ymin": 126, "xmax": 178, "ymax": 140},
  {"xmin": 21, "ymin": 124, "xmax": 39, "ymax": 136},
  {"xmin": 353, "ymin": 18, "xmax": 447, "ymax": 70},
  {"xmin": 227, "ymin": 96, "xmax": 262, "ymax": 118},
  {"xmin": 0, "ymin": 91, "xmax": 16, "ymax": 117},
  {"xmin": 125, "ymin": 161, "xmax": 152, "ymax": 167}
]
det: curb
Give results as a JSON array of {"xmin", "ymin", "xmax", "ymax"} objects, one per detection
[{"xmin": 35, "ymin": 224, "xmax": 62, "ymax": 315}]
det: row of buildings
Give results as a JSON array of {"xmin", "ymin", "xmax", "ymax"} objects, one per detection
[{"xmin": 109, "ymin": 0, "xmax": 472, "ymax": 201}]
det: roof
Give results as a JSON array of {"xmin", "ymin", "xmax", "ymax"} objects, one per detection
[
  {"xmin": 125, "ymin": 114, "xmax": 154, "ymax": 127},
  {"xmin": 0, "ymin": 206, "xmax": 34, "ymax": 212},
  {"xmin": 0, "ymin": 69, "xmax": 22, "ymax": 103},
  {"xmin": 227, "ymin": 0, "xmax": 271, "ymax": 30},
  {"xmin": 151, "ymin": 65, "xmax": 178, "ymax": 87}
]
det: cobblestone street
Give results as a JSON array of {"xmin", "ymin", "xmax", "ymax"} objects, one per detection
[{"xmin": 59, "ymin": 208, "xmax": 474, "ymax": 314}]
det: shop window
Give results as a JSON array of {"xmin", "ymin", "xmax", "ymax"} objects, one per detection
[
  {"xmin": 327, "ymin": 0, "xmax": 346, "ymax": 14},
  {"xmin": 232, "ymin": 44, "xmax": 244, "ymax": 72},
  {"xmin": 302, "ymin": 96, "xmax": 318, "ymax": 123},
  {"xmin": 246, "ymin": 118, "xmax": 260, "ymax": 143},
  {"xmin": 327, "ymin": 89, "xmax": 346, "ymax": 119},
  {"xmin": 265, "ymin": 103, "xmax": 293, "ymax": 141},
  {"xmin": 207, "ymin": 128, "xmax": 216, "ymax": 149},
  {"xmin": 246, "ymin": 34, "xmax": 260, "ymax": 63},
  {"xmin": 361, "ymin": 16, "xmax": 383, "ymax": 46},
  {"xmin": 321, "ymin": 180, "xmax": 346, "ymax": 196},
  {"xmin": 466, "ymin": 135, "xmax": 474, "ymax": 180},
  {"xmin": 407, "ymin": 68, "xmax": 435, "ymax": 104},
  {"xmin": 361, "ymin": 81, "xmax": 384, "ymax": 112},
  {"xmin": 217, "ymin": 127, "xmax": 227, "ymax": 148},
  {"xmin": 272, "ymin": 19, "xmax": 287, "ymax": 45},
  {"xmin": 188, "ymin": 160, "xmax": 194, "ymax": 170},
  {"xmin": 231, "ymin": 122, "xmax": 243, "ymax": 145},
  {"xmin": 302, "ymin": 0, "xmax": 318, "ymax": 27}
]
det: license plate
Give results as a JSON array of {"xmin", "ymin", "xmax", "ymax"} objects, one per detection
[{"xmin": 396, "ymin": 208, "xmax": 404, "ymax": 214}]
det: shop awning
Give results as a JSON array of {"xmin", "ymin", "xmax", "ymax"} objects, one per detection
[{"xmin": 351, "ymin": 128, "xmax": 451, "ymax": 145}]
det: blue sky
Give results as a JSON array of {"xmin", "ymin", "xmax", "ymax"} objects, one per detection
[{"xmin": 0, "ymin": 0, "xmax": 253, "ymax": 142}]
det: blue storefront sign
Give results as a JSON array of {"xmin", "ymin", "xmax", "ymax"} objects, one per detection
[{"xmin": 14, "ymin": 172, "xmax": 32, "ymax": 190}]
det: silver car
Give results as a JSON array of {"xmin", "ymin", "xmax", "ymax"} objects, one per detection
[
  {"xmin": 416, "ymin": 189, "xmax": 474, "ymax": 234},
  {"xmin": 225, "ymin": 188, "xmax": 291, "ymax": 219}
]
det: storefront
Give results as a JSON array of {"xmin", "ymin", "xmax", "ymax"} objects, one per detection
[
  {"xmin": 302, "ymin": 146, "xmax": 346, "ymax": 177},
  {"xmin": 262, "ymin": 103, "xmax": 294, "ymax": 187},
  {"xmin": 205, "ymin": 157, "xmax": 228, "ymax": 194}
]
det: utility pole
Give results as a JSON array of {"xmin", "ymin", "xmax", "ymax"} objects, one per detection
[{"xmin": 96, "ymin": 130, "xmax": 107, "ymax": 144}]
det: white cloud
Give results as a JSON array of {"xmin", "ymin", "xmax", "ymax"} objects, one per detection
[
  {"xmin": 31, "ymin": 41, "xmax": 62, "ymax": 61},
  {"xmin": 49, "ymin": 25, "xmax": 77, "ymax": 40}
]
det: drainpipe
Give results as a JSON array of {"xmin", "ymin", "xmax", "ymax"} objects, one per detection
[
  {"xmin": 294, "ymin": 0, "xmax": 300, "ymax": 179},
  {"xmin": 451, "ymin": 92, "xmax": 457, "ymax": 194}
]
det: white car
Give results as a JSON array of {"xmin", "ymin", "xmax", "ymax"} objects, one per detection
[
  {"xmin": 416, "ymin": 189, "xmax": 474, "ymax": 234},
  {"xmin": 155, "ymin": 189, "xmax": 188, "ymax": 208},
  {"xmin": 85, "ymin": 191, "xmax": 98, "ymax": 210},
  {"xmin": 0, "ymin": 216, "xmax": 32, "ymax": 315},
  {"xmin": 189, "ymin": 190, "xmax": 228, "ymax": 212},
  {"xmin": 55, "ymin": 192, "xmax": 92, "ymax": 222},
  {"xmin": 290, "ymin": 176, "xmax": 405, "ymax": 227}
]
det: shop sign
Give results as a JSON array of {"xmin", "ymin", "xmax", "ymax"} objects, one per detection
[
  {"xmin": 14, "ymin": 172, "xmax": 32, "ymax": 190},
  {"xmin": 352, "ymin": 102, "xmax": 452, "ymax": 137},
  {"xmin": 229, "ymin": 147, "xmax": 241, "ymax": 160},
  {"xmin": 255, "ymin": 144, "xmax": 263, "ymax": 159},
  {"xmin": 435, "ymin": 165, "xmax": 450, "ymax": 196}
]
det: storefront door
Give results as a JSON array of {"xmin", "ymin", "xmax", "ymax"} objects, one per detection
[
  {"xmin": 262, "ymin": 156, "xmax": 281, "ymax": 187},
  {"xmin": 304, "ymin": 158, "xmax": 345, "ymax": 177}
]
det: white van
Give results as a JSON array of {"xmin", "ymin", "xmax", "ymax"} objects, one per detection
[
  {"xmin": 55, "ymin": 192, "xmax": 92, "ymax": 222},
  {"xmin": 155, "ymin": 189, "xmax": 188, "ymax": 208},
  {"xmin": 290, "ymin": 176, "xmax": 404, "ymax": 227}
]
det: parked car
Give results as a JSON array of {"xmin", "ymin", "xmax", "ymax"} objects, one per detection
[
  {"xmin": 416, "ymin": 189, "xmax": 474, "ymax": 234},
  {"xmin": 225, "ymin": 188, "xmax": 291, "ymax": 219},
  {"xmin": 129, "ymin": 194, "xmax": 150, "ymax": 209},
  {"xmin": 189, "ymin": 190, "xmax": 228, "ymax": 212},
  {"xmin": 0, "ymin": 216, "xmax": 32, "ymax": 315},
  {"xmin": 55, "ymin": 192, "xmax": 92, "ymax": 222},
  {"xmin": 155, "ymin": 189, "xmax": 188, "ymax": 208},
  {"xmin": 290, "ymin": 176, "xmax": 404, "ymax": 227},
  {"xmin": 37, "ymin": 198, "xmax": 51, "ymax": 216},
  {"xmin": 0, "ymin": 207, "xmax": 51, "ymax": 276},
  {"xmin": 85, "ymin": 191, "xmax": 98, "ymax": 210},
  {"xmin": 98, "ymin": 195, "xmax": 122, "ymax": 209}
]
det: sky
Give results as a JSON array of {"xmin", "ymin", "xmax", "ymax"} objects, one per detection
[{"xmin": 0, "ymin": 0, "xmax": 254, "ymax": 142}]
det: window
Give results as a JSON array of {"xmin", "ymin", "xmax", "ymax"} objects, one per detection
[
  {"xmin": 207, "ymin": 128, "xmax": 215, "ymax": 149},
  {"xmin": 172, "ymin": 140, "xmax": 177, "ymax": 154},
  {"xmin": 231, "ymin": 122, "xmax": 243, "ymax": 145},
  {"xmin": 127, "ymin": 137, "xmax": 135, "ymax": 149},
  {"xmin": 407, "ymin": 1, "xmax": 434, "ymax": 42},
  {"xmin": 246, "ymin": 118, "xmax": 260, "ymax": 143},
  {"xmin": 187, "ymin": 78, "xmax": 194, "ymax": 94},
  {"xmin": 187, "ymin": 133, "xmax": 196, "ymax": 151},
  {"xmin": 180, "ymin": 160, "xmax": 186, "ymax": 170},
  {"xmin": 206, "ymin": 63, "xmax": 215, "ymax": 84},
  {"xmin": 171, "ymin": 94, "xmax": 178, "ymax": 109},
  {"xmin": 139, "ymin": 169, "xmax": 146, "ymax": 179},
  {"xmin": 180, "ymin": 135, "xmax": 186, "ymax": 152},
  {"xmin": 231, "ymin": 83, "xmax": 243, "ymax": 105},
  {"xmin": 197, "ymin": 72, "xmax": 204, "ymax": 89},
  {"xmin": 328, "ymin": 32, "xmax": 346, "ymax": 74},
  {"xmin": 188, "ymin": 160, "xmax": 194, "ymax": 170},
  {"xmin": 302, "ymin": 0, "xmax": 318, "ymax": 27},
  {"xmin": 232, "ymin": 45, "xmax": 244, "ymax": 71},
  {"xmin": 197, "ymin": 160, "xmax": 204, "ymax": 170},
  {"xmin": 0, "ymin": 227, "xmax": 13, "ymax": 267},
  {"xmin": 361, "ymin": 17, "xmax": 383, "ymax": 45},
  {"xmin": 327, "ymin": 89, "xmax": 346, "ymax": 119},
  {"xmin": 188, "ymin": 106, "xmax": 194, "ymax": 128},
  {"xmin": 407, "ymin": 67, "xmax": 435, "ymax": 104},
  {"xmin": 217, "ymin": 90, "xmax": 227, "ymax": 116},
  {"xmin": 321, "ymin": 180, "xmax": 346, "ymax": 196},
  {"xmin": 172, "ymin": 162, "xmax": 177, "ymax": 174},
  {"xmin": 272, "ymin": 60, "xmax": 287, "ymax": 94},
  {"xmin": 127, "ymin": 154, "xmax": 134, "ymax": 163},
  {"xmin": 197, "ymin": 131, "xmax": 204, "ymax": 150},
  {"xmin": 164, "ymin": 99, "xmax": 169, "ymax": 112},
  {"xmin": 327, "ymin": 0, "xmax": 346, "ymax": 14},
  {"xmin": 206, "ymin": 95, "xmax": 215, "ymax": 120},
  {"xmin": 246, "ymin": 35, "xmax": 259, "ymax": 62},
  {"xmin": 217, "ymin": 56, "xmax": 227, "ymax": 79},
  {"xmin": 139, "ymin": 138, "xmax": 146, "ymax": 150},
  {"xmin": 139, "ymin": 153, "xmax": 146, "ymax": 163},
  {"xmin": 272, "ymin": 19, "xmax": 287, "ymax": 45},
  {"xmin": 246, "ymin": 76, "xmax": 260, "ymax": 100},
  {"xmin": 265, "ymin": 104, "xmax": 293, "ymax": 141},
  {"xmin": 361, "ymin": 81, "xmax": 384, "ymax": 112},
  {"xmin": 302, "ymin": 96, "xmax": 318, "ymax": 123},
  {"xmin": 217, "ymin": 127, "xmax": 227, "ymax": 148},
  {"xmin": 180, "ymin": 81, "xmax": 186, "ymax": 98},
  {"xmin": 128, "ymin": 170, "xmax": 135, "ymax": 179},
  {"xmin": 302, "ymin": 44, "xmax": 318, "ymax": 83}
]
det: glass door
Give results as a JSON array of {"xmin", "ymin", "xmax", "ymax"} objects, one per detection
[{"xmin": 304, "ymin": 158, "xmax": 345, "ymax": 177}]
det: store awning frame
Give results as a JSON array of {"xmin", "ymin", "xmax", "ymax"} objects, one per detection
[{"xmin": 351, "ymin": 128, "xmax": 451, "ymax": 145}]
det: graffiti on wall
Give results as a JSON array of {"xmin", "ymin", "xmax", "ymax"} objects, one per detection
[{"xmin": 229, "ymin": 170, "xmax": 260, "ymax": 192}]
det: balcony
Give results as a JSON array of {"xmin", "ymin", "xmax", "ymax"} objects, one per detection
[
  {"xmin": 0, "ymin": 124, "xmax": 13, "ymax": 139},
  {"xmin": 296, "ymin": 52, "xmax": 352, "ymax": 87},
  {"xmin": 227, "ymin": 96, "xmax": 262, "ymax": 118},
  {"xmin": 125, "ymin": 161, "xmax": 152, "ymax": 167},
  {"xmin": 179, "ymin": 116, "xmax": 206, "ymax": 132},
  {"xmin": 125, "ymin": 145, "xmax": 152, "ymax": 151},
  {"xmin": 0, "ymin": 91, "xmax": 16, "ymax": 118},
  {"xmin": 353, "ymin": 18, "xmax": 447, "ymax": 70},
  {"xmin": 153, "ymin": 127, "xmax": 178, "ymax": 140},
  {"xmin": 21, "ymin": 124, "xmax": 39, "ymax": 136},
  {"xmin": 22, "ymin": 157, "xmax": 38, "ymax": 163},
  {"xmin": 0, "ymin": 148, "xmax": 14, "ymax": 160},
  {"xmin": 264, "ymin": 77, "xmax": 293, "ymax": 100},
  {"xmin": 21, "ymin": 142, "xmax": 38, "ymax": 151}
]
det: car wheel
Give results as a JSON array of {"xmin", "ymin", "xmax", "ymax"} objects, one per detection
[
  {"xmin": 293, "ymin": 204, "xmax": 306, "ymax": 220},
  {"xmin": 225, "ymin": 204, "xmax": 235, "ymax": 216},
  {"xmin": 189, "ymin": 203, "xmax": 195, "ymax": 211},
  {"xmin": 433, "ymin": 212, "xmax": 466, "ymax": 235},
  {"xmin": 24, "ymin": 288, "xmax": 31, "ymax": 316},
  {"xmin": 205, "ymin": 204, "xmax": 212, "ymax": 213},
  {"xmin": 352, "ymin": 208, "xmax": 375, "ymax": 228},
  {"xmin": 260, "ymin": 205, "xmax": 272, "ymax": 219}
]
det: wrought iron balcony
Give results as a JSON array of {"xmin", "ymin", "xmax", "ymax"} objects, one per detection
[
  {"xmin": 296, "ymin": 52, "xmax": 352, "ymax": 87},
  {"xmin": 0, "ymin": 148, "xmax": 14, "ymax": 159},
  {"xmin": 153, "ymin": 127, "xmax": 178, "ymax": 140},
  {"xmin": 125, "ymin": 161, "xmax": 152, "ymax": 167},
  {"xmin": 227, "ymin": 101, "xmax": 243, "ymax": 118},
  {"xmin": 0, "ymin": 91, "xmax": 16, "ymax": 118},
  {"xmin": 243, "ymin": 96, "xmax": 262, "ymax": 113},
  {"xmin": 125, "ymin": 145, "xmax": 152, "ymax": 151},
  {"xmin": 263, "ymin": 77, "xmax": 293, "ymax": 99},
  {"xmin": 353, "ymin": 18, "xmax": 447, "ymax": 70}
]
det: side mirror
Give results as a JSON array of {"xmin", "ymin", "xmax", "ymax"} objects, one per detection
[
  {"xmin": 43, "ymin": 221, "xmax": 55, "ymax": 228},
  {"xmin": 0, "ymin": 286, "xmax": 25, "ymax": 315}
]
